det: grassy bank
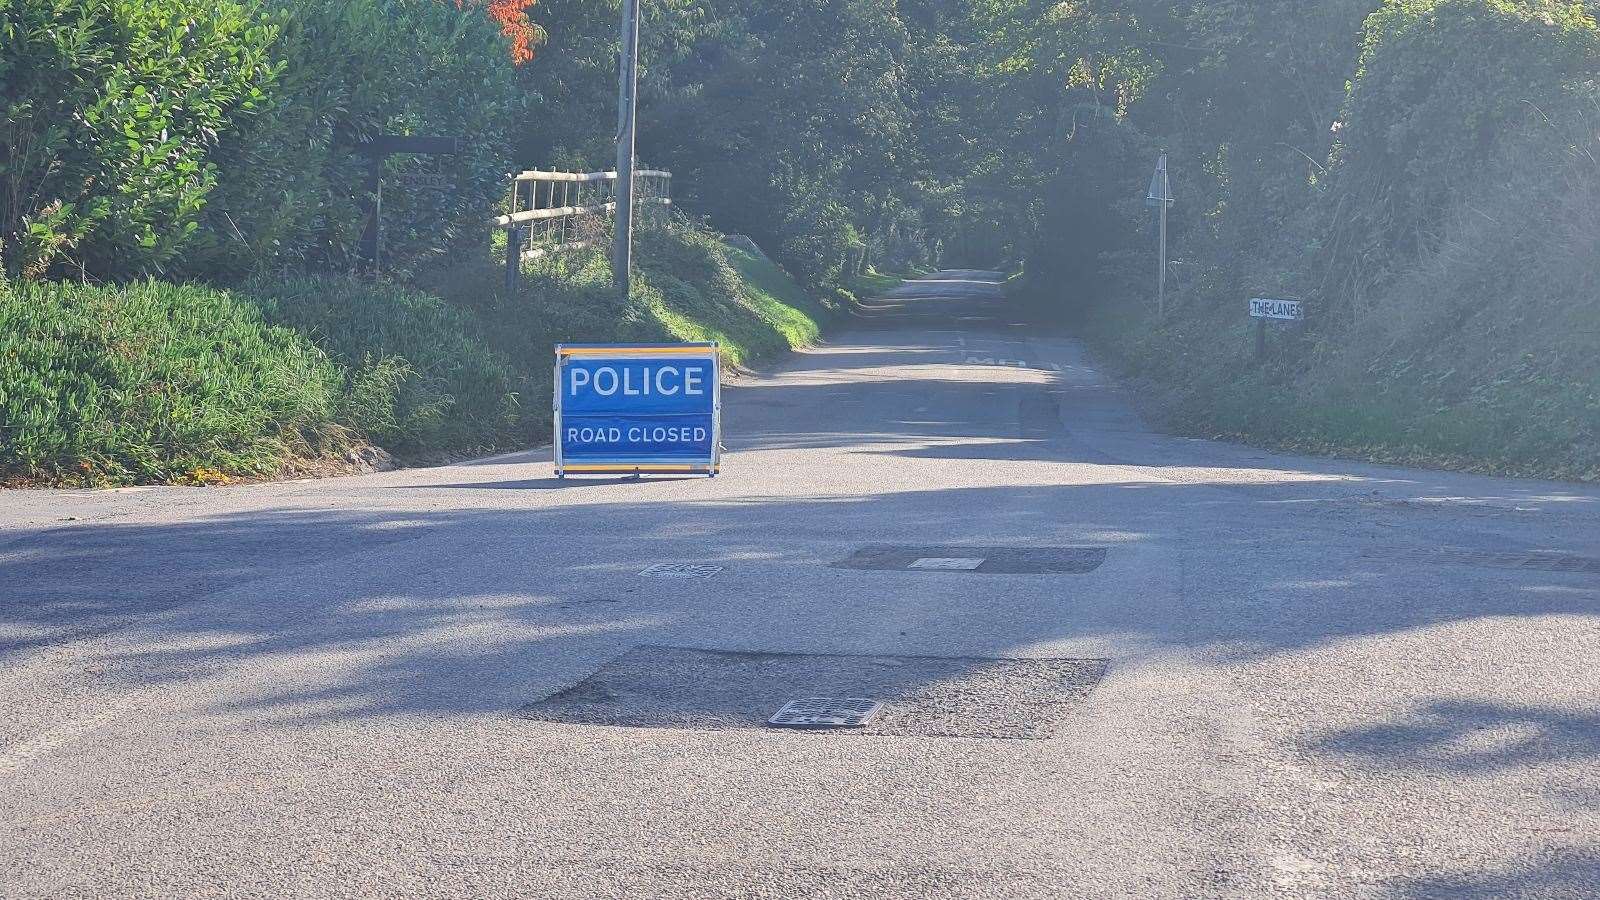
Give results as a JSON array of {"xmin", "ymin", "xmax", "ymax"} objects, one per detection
[
  {"xmin": 1079, "ymin": 303, "xmax": 1600, "ymax": 484},
  {"xmin": 1, "ymin": 223, "xmax": 834, "ymax": 486},
  {"xmin": 1022, "ymin": 6, "xmax": 1600, "ymax": 485},
  {"xmin": 0, "ymin": 278, "xmax": 348, "ymax": 485}
]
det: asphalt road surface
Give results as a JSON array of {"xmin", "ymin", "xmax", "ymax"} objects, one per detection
[{"xmin": 4, "ymin": 271, "xmax": 1599, "ymax": 898}]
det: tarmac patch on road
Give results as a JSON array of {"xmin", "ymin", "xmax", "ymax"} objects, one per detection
[
  {"xmin": 1377, "ymin": 548, "xmax": 1600, "ymax": 576},
  {"xmin": 834, "ymin": 545, "xmax": 1107, "ymax": 575},
  {"xmin": 522, "ymin": 647, "xmax": 1107, "ymax": 739}
]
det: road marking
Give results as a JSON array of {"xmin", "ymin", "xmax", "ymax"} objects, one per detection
[
  {"xmin": 908, "ymin": 557, "xmax": 986, "ymax": 571},
  {"xmin": 639, "ymin": 563, "xmax": 723, "ymax": 579},
  {"xmin": 964, "ymin": 357, "xmax": 1052, "ymax": 370}
]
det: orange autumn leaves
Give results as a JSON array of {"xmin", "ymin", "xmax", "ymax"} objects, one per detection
[{"xmin": 456, "ymin": 0, "xmax": 543, "ymax": 64}]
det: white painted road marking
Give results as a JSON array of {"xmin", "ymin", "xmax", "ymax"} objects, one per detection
[
  {"xmin": 640, "ymin": 564, "xmax": 724, "ymax": 579},
  {"xmin": 908, "ymin": 558, "xmax": 986, "ymax": 571}
]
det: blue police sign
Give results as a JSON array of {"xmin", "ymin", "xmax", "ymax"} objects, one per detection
[{"xmin": 553, "ymin": 343, "xmax": 721, "ymax": 476}]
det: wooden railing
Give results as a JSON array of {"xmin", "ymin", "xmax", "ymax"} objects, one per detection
[{"xmin": 493, "ymin": 168, "xmax": 672, "ymax": 264}]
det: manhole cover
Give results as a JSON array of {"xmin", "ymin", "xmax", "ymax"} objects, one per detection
[
  {"xmin": 639, "ymin": 564, "xmax": 723, "ymax": 579},
  {"xmin": 768, "ymin": 698, "xmax": 883, "ymax": 729},
  {"xmin": 1382, "ymin": 549, "xmax": 1600, "ymax": 575},
  {"xmin": 834, "ymin": 546, "xmax": 1107, "ymax": 575},
  {"xmin": 523, "ymin": 647, "xmax": 1108, "ymax": 739},
  {"xmin": 909, "ymin": 557, "xmax": 985, "ymax": 571}
]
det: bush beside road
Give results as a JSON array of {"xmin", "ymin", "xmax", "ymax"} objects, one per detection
[{"xmin": 0, "ymin": 224, "xmax": 831, "ymax": 486}]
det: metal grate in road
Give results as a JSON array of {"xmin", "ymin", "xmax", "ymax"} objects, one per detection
[
  {"xmin": 639, "ymin": 563, "xmax": 724, "ymax": 579},
  {"xmin": 835, "ymin": 546, "xmax": 1107, "ymax": 575},
  {"xmin": 768, "ymin": 698, "xmax": 883, "ymax": 729}
]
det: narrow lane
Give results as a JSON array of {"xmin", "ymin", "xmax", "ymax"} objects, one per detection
[{"xmin": 2, "ymin": 272, "xmax": 1598, "ymax": 897}]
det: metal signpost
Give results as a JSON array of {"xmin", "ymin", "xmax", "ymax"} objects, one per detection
[
  {"xmin": 553, "ymin": 343, "xmax": 722, "ymax": 477},
  {"xmin": 1146, "ymin": 153, "xmax": 1174, "ymax": 318},
  {"xmin": 1248, "ymin": 297, "xmax": 1305, "ymax": 359}
]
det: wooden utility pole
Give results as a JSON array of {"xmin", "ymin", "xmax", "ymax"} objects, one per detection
[{"xmin": 613, "ymin": 0, "xmax": 641, "ymax": 297}]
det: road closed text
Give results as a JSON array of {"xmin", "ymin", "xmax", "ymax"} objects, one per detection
[{"xmin": 566, "ymin": 424, "xmax": 710, "ymax": 446}]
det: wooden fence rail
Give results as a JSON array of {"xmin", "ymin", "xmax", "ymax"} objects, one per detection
[{"xmin": 493, "ymin": 169, "xmax": 672, "ymax": 273}]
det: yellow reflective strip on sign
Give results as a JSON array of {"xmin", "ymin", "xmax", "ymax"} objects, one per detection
[
  {"xmin": 561, "ymin": 464, "xmax": 714, "ymax": 473},
  {"xmin": 557, "ymin": 347, "xmax": 716, "ymax": 358}
]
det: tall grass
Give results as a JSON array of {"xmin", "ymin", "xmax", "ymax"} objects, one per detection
[
  {"xmin": 246, "ymin": 274, "xmax": 523, "ymax": 455},
  {"xmin": 0, "ymin": 278, "xmax": 345, "ymax": 484}
]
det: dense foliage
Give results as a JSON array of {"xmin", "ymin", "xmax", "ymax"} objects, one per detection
[
  {"xmin": 995, "ymin": 0, "xmax": 1600, "ymax": 477},
  {"xmin": 0, "ymin": 0, "xmax": 278, "ymax": 279},
  {"xmin": 518, "ymin": 0, "xmax": 980, "ymax": 294},
  {"xmin": 1, "ymin": 0, "xmax": 523, "ymax": 283},
  {"xmin": 181, "ymin": 0, "xmax": 523, "ymax": 280}
]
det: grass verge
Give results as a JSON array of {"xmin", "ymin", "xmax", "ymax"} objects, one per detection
[
  {"xmin": 1, "ymin": 221, "xmax": 834, "ymax": 485},
  {"xmin": 0, "ymin": 278, "xmax": 347, "ymax": 485}
]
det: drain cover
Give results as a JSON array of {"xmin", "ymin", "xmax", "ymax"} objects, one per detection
[
  {"xmin": 836, "ymin": 546, "xmax": 1107, "ymax": 575},
  {"xmin": 639, "ymin": 564, "xmax": 723, "ymax": 579},
  {"xmin": 909, "ymin": 557, "xmax": 985, "ymax": 571},
  {"xmin": 768, "ymin": 698, "xmax": 883, "ymax": 729}
]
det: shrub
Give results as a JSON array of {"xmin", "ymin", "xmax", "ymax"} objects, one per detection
[
  {"xmin": 1327, "ymin": 0, "xmax": 1600, "ymax": 277},
  {"xmin": 180, "ymin": 0, "xmax": 523, "ymax": 281},
  {"xmin": 777, "ymin": 198, "xmax": 864, "ymax": 291},
  {"xmin": 245, "ymin": 274, "xmax": 522, "ymax": 453},
  {"xmin": 0, "ymin": 277, "xmax": 344, "ymax": 484},
  {"xmin": 0, "ymin": 0, "xmax": 279, "ymax": 279}
]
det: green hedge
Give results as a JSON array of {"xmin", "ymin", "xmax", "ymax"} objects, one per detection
[
  {"xmin": 183, "ymin": 0, "xmax": 522, "ymax": 280},
  {"xmin": 0, "ymin": 278, "xmax": 344, "ymax": 483},
  {"xmin": 246, "ymin": 274, "xmax": 523, "ymax": 454},
  {"xmin": 0, "ymin": 0, "xmax": 278, "ymax": 279},
  {"xmin": 0, "ymin": 0, "xmax": 521, "ymax": 284},
  {"xmin": 0, "ymin": 223, "xmax": 834, "ymax": 485}
]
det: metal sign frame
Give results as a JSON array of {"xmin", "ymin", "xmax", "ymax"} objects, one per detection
[
  {"xmin": 355, "ymin": 133, "xmax": 463, "ymax": 278},
  {"xmin": 553, "ymin": 342, "xmax": 721, "ymax": 478}
]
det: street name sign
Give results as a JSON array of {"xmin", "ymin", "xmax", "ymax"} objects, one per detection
[
  {"xmin": 1249, "ymin": 298, "xmax": 1304, "ymax": 321},
  {"xmin": 553, "ymin": 343, "xmax": 721, "ymax": 477}
]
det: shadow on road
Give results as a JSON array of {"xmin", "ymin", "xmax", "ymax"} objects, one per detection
[
  {"xmin": 1312, "ymin": 699, "xmax": 1600, "ymax": 774},
  {"xmin": 1394, "ymin": 850, "xmax": 1600, "ymax": 898},
  {"xmin": 5, "ymin": 481, "xmax": 1598, "ymax": 727}
]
